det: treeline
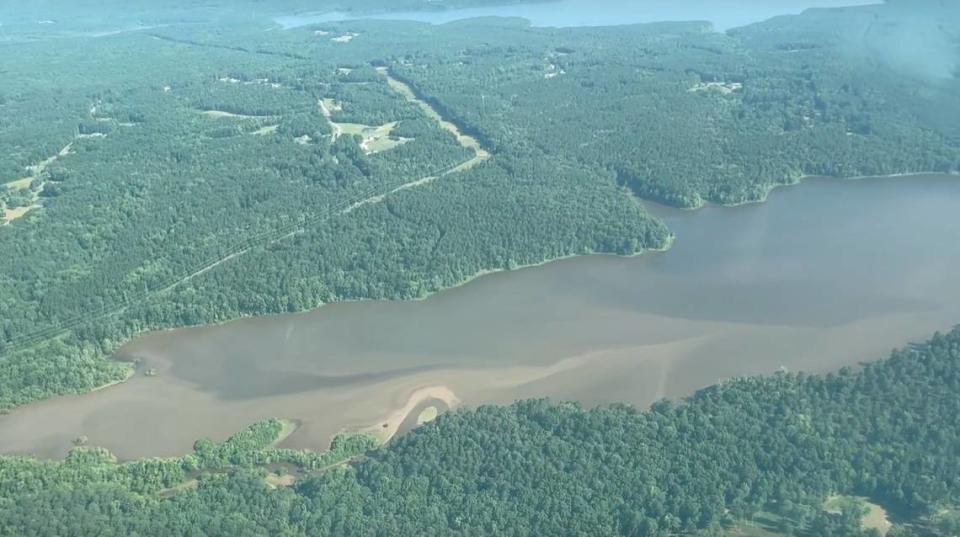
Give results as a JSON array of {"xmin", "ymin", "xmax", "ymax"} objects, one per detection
[
  {"xmin": 1, "ymin": 329, "xmax": 958, "ymax": 536},
  {"xmin": 386, "ymin": 6, "xmax": 960, "ymax": 207},
  {"xmin": 0, "ymin": 20, "xmax": 670, "ymax": 409},
  {"xmin": 0, "ymin": 27, "xmax": 498, "ymax": 407},
  {"xmin": 3, "ymin": 2, "xmax": 959, "ymax": 412},
  {"xmin": 0, "ymin": 418, "xmax": 374, "ymax": 504}
]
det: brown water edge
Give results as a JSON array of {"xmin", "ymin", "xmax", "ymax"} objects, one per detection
[{"xmin": 1, "ymin": 173, "xmax": 958, "ymax": 460}]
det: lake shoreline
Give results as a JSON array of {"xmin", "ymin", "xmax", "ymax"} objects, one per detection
[
  {"xmin": 108, "ymin": 239, "xmax": 675, "ymax": 361},
  {"xmin": 89, "ymin": 366, "xmax": 136, "ymax": 393},
  {"xmin": 3, "ymin": 172, "xmax": 958, "ymax": 461},
  {"xmin": 670, "ymin": 170, "xmax": 960, "ymax": 212},
  {"xmin": 92, "ymin": 171, "xmax": 950, "ymax": 396}
]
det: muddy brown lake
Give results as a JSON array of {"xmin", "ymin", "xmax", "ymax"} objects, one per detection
[{"xmin": 1, "ymin": 174, "xmax": 958, "ymax": 460}]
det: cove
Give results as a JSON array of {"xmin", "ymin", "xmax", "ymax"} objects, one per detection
[{"xmin": 0, "ymin": 174, "xmax": 957, "ymax": 460}]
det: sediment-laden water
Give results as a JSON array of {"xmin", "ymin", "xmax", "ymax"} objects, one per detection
[{"xmin": 1, "ymin": 174, "xmax": 957, "ymax": 459}]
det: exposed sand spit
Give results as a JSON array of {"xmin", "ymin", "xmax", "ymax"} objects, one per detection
[{"xmin": 364, "ymin": 386, "xmax": 461, "ymax": 443}]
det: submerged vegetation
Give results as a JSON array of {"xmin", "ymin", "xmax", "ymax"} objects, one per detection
[{"xmin": 1, "ymin": 328, "xmax": 958, "ymax": 535}]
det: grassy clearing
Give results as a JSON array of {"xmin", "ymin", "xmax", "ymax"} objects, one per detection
[
  {"xmin": 4, "ymin": 177, "xmax": 33, "ymax": 191},
  {"xmin": 932, "ymin": 505, "xmax": 960, "ymax": 534},
  {"xmin": 2, "ymin": 205, "xmax": 36, "ymax": 224},
  {"xmin": 689, "ymin": 81, "xmax": 743, "ymax": 94},
  {"xmin": 378, "ymin": 67, "xmax": 490, "ymax": 162},
  {"xmin": 331, "ymin": 33, "xmax": 358, "ymax": 43},
  {"xmin": 366, "ymin": 136, "xmax": 411, "ymax": 153},
  {"xmin": 726, "ymin": 512, "xmax": 789, "ymax": 537},
  {"xmin": 2, "ymin": 141, "xmax": 76, "ymax": 224},
  {"xmin": 824, "ymin": 495, "xmax": 892, "ymax": 536},
  {"xmin": 251, "ymin": 125, "xmax": 279, "ymax": 136},
  {"xmin": 318, "ymin": 98, "xmax": 343, "ymax": 138},
  {"xmin": 416, "ymin": 406, "xmax": 439, "ymax": 425},
  {"xmin": 201, "ymin": 110, "xmax": 275, "ymax": 120},
  {"xmin": 329, "ymin": 120, "xmax": 411, "ymax": 154},
  {"xmin": 321, "ymin": 98, "xmax": 342, "ymax": 113},
  {"xmin": 158, "ymin": 478, "xmax": 198, "ymax": 498},
  {"xmin": 265, "ymin": 472, "xmax": 297, "ymax": 489},
  {"xmin": 336, "ymin": 122, "xmax": 371, "ymax": 136}
]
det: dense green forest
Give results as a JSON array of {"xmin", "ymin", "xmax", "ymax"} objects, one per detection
[
  {"xmin": 389, "ymin": 16, "xmax": 960, "ymax": 207},
  {"xmin": 0, "ymin": 0, "xmax": 549, "ymax": 39},
  {"xmin": 1, "ymin": 328, "xmax": 958, "ymax": 536},
  {"xmin": 1, "ymin": 5, "xmax": 960, "ymax": 534},
  {"xmin": 1, "ymin": 0, "xmax": 959, "ymax": 409}
]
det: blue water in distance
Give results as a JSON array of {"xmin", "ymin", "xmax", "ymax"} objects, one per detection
[{"xmin": 276, "ymin": 0, "xmax": 880, "ymax": 31}]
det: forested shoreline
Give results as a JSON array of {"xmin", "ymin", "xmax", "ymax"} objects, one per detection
[
  {"xmin": 1, "ymin": 328, "xmax": 958, "ymax": 536},
  {"xmin": 1, "ymin": 0, "xmax": 958, "ymax": 412},
  {"xmin": 1, "ymin": 4, "xmax": 959, "ymax": 534}
]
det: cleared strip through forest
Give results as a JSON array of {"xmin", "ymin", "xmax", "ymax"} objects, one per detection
[
  {"xmin": 377, "ymin": 67, "xmax": 491, "ymax": 167},
  {"xmin": 3, "ymin": 64, "xmax": 495, "ymax": 354},
  {"xmin": 146, "ymin": 33, "xmax": 309, "ymax": 60}
]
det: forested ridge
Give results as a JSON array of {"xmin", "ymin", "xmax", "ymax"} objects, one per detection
[
  {"xmin": 1, "ymin": 328, "xmax": 958, "ymax": 536},
  {"xmin": 0, "ymin": 0, "xmax": 544, "ymax": 31},
  {"xmin": 1, "ymin": 0, "xmax": 958, "ymax": 422},
  {"xmin": 388, "ymin": 14, "xmax": 960, "ymax": 207}
]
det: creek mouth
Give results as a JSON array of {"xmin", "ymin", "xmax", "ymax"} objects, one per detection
[{"xmin": 0, "ymin": 173, "xmax": 958, "ymax": 460}]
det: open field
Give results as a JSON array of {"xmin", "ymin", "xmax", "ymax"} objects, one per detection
[
  {"xmin": 726, "ymin": 512, "xmax": 788, "ymax": 537},
  {"xmin": 2, "ymin": 141, "xmax": 79, "ymax": 224},
  {"xmin": 201, "ymin": 110, "xmax": 277, "ymax": 120},
  {"xmin": 4, "ymin": 177, "xmax": 34, "ymax": 191},
  {"xmin": 331, "ymin": 33, "xmax": 359, "ymax": 43},
  {"xmin": 265, "ymin": 471, "xmax": 297, "ymax": 488},
  {"xmin": 824, "ymin": 495, "xmax": 892, "ymax": 536},
  {"xmin": 251, "ymin": 124, "xmax": 279, "ymax": 136},
  {"xmin": 379, "ymin": 67, "xmax": 491, "ymax": 163},
  {"xmin": 2, "ymin": 205, "xmax": 37, "ymax": 224},
  {"xmin": 331, "ymin": 121, "xmax": 412, "ymax": 154}
]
